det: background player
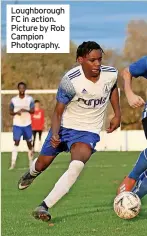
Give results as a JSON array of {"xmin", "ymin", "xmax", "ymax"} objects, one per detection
[
  {"xmin": 18, "ymin": 41, "xmax": 121, "ymax": 221},
  {"xmin": 31, "ymin": 100, "xmax": 45, "ymax": 152},
  {"xmin": 9, "ymin": 82, "xmax": 34, "ymax": 169},
  {"xmin": 117, "ymin": 56, "xmax": 147, "ymax": 199}
]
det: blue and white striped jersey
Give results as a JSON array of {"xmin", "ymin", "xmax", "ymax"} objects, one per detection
[{"xmin": 56, "ymin": 65, "xmax": 118, "ymax": 134}]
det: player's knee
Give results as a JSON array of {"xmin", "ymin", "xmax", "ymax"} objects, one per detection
[
  {"xmin": 15, "ymin": 141, "xmax": 19, "ymax": 146},
  {"xmin": 71, "ymin": 143, "xmax": 92, "ymax": 163}
]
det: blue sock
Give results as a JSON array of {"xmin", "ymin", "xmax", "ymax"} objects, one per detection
[
  {"xmin": 128, "ymin": 148, "xmax": 147, "ymax": 180},
  {"xmin": 132, "ymin": 170, "xmax": 147, "ymax": 199}
]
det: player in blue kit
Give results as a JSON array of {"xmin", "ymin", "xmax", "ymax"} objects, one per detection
[
  {"xmin": 117, "ymin": 56, "xmax": 147, "ymax": 199},
  {"xmin": 9, "ymin": 82, "xmax": 34, "ymax": 169},
  {"xmin": 18, "ymin": 41, "xmax": 121, "ymax": 222}
]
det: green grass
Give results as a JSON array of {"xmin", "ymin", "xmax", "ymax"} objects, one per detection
[{"xmin": 2, "ymin": 152, "xmax": 147, "ymax": 236}]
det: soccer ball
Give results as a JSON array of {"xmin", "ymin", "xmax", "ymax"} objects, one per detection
[{"xmin": 113, "ymin": 191, "xmax": 141, "ymax": 219}]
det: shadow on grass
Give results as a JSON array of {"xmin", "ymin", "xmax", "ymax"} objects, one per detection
[
  {"xmin": 51, "ymin": 207, "xmax": 112, "ymax": 224},
  {"xmin": 51, "ymin": 205, "xmax": 147, "ymax": 224}
]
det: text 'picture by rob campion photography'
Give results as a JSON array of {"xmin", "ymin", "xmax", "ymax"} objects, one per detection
[{"xmin": 1, "ymin": 1, "xmax": 147, "ymax": 236}]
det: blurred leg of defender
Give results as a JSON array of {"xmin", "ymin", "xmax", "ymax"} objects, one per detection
[
  {"xmin": 117, "ymin": 117, "xmax": 147, "ymax": 194},
  {"xmin": 9, "ymin": 125, "xmax": 22, "ymax": 170},
  {"xmin": 117, "ymin": 148, "xmax": 147, "ymax": 194},
  {"xmin": 133, "ymin": 169, "xmax": 147, "ymax": 199}
]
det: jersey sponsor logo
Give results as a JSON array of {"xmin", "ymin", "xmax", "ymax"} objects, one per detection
[{"xmin": 78, "ymin": 97, "xmax": 107, "ymax": 108}]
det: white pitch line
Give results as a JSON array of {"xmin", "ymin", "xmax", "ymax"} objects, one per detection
[{"xmin": 16, "ymin": 164, "xmax": 129, "ymax": 171}]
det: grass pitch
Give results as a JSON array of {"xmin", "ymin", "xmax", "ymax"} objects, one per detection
[{"xmin": 2, "ymin": 152, "xmax": 147, "ymax": 236}]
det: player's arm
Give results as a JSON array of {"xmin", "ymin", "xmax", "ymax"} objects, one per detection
[
  {"xmin": 50, "ymin": 76, "xmax": 76, "ymax": 148},
  {"xmin": 122, "ymin": 57, "xmax": 146, "ymax": 108},
  {"xmin": 9, "ymin": 101, "xmax": 21, "ymax": 116},
  {"xmin": 50, "ymin": 102, "xmax": 66, "ymax": 148},
  {"xmin": 106, "ymin": 84, "xmax": 121, "ymax": 133}
]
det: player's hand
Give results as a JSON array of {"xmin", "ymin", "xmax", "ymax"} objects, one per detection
[
  {"xmin": 126, "ymin": 92, "xmax": 145, "ymax": 108},
  {"xmin": 20, "ymin": 108, "xmax": 28, "ymax": 112},
  {"xmin": 16, "ymin": 110, "xmax": 22, "ymax": 116},
  {"xmin": 106, "ymin": 116, "xmax": 121, "ymax": 133},
  {"xmin": 50, "ymin": 134, "xmax": 61, "ymax": 148}
]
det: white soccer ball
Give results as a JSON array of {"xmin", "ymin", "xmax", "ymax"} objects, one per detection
[{"xmin": 114, "ymin": 191, "xmax": 141, "ymax": 219}]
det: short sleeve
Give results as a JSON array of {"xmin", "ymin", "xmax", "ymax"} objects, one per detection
[
  {"xmin": 129, "ymin": 56, "xmax": 147, "ymax": 78},
  {"xmin": 9, "ymin": 100, "xmax": 14, "ymax": 109},
  {"xmin": 30, "ymin": 97, "xmax": 35, "ymax": 109},
  {"xmin": 56, "ymin": 76, "xmax": 76, "ymax": 104}
]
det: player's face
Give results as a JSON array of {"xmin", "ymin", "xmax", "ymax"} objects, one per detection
[
  {"xmin": 35, "ymin": 102, "xmax": 40, "ymax": 110},
  {"xmin": 18, "ymin": 84, "xmax": 26, "ymax": 95},
  {"xmin": 78, "ymin": 49, "xmax": 102, "ymax": 77}
]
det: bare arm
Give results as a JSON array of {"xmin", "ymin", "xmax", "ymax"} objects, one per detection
[
  {"xmin": 9, "ymin": 101, "xmax": 21, "ymax": 116},
  {"xmin": 50, "ymin": 102, "xmax": 66, "ymax": 148},
  {"xmin": 9, "ymin": 107, "xmax": 21, "ymax": 116},
  {"xmin": 51, "ymin": 102, "xmax": 66, "ymax": 136},
  {"xmin": 50, "ymin": 75, "xmax": 76, "ymax": 147},
  {"xmin": 110, "ymin": 85, "xmax": 121, "ymax": 118},
  {"xmin": 122, "ymin": 67, "xmax": 145, "ymax": 108},
  {"xmin": 106, "ymin": 86, "xmax": 121, "ymax": 133}
]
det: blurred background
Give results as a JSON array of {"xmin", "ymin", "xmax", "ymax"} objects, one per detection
[{"xmin": 1, "ymin": 0, "xmax": 147, "ymax": 150}]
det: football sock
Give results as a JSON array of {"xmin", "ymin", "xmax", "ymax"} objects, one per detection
[
  {"xmin": 44, "ymin": 160, "xmax": 84, "ymax": 208},
  {"xmin": 40, "ymin": 201, "xmax": 48, "ymax": 210},
  {"xmin": 133, "ymin": 170, "xmax": 147, "ymax": 199},
  {"xmin": 30, "ymin": 158, "xmax": 40, "ymax": 176},
  {"xmin": 11, "ymin": 145, "xmax": 18, "ymax": 167},
  {"xmin": 128, "ymin": 148, "xmax": 147, "ymax": 180}
]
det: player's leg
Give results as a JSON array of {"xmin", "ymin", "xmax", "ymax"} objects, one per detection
[
  {"xmin": 23, "ymin": 125, "xmax": 34, "ymax": 167},
  {"xmin": 38, "ymin": 130, "xmax": 43, "ymax": 151},
  {"xmin": 26, "ymin": 141, "xmax": 34, "ymax": 167},
  {"xmin": 18, "ymin": 154, "xmax": 56, "ymax": 189},
  {"xmin": 34, "ymin": 142, "xmax": 94, "ymax": 222},
  {"xmin": 32, "ymin": 130, "xmax": 37, "ymax": 150},
  {"xmin": 18, "ymin": 129, "xmax": 63, "ymax": 190},
  {"xmin": 117, "ymin": 148, "xmax": 147, "ymax": 194},
  {"xmin": 38, "ymin": 130, "xmax": 42, "ymax": 141},
  {"xmin": 132, "ymin": 169, "xmax": 147, "ymax": 199},
  {"xmin": 9, "ymin": 125, "xmax": 22, "ymax": 170},
  {"xmin": 117, "ymin": 117, "xmax": 147, "ymax": 194}
]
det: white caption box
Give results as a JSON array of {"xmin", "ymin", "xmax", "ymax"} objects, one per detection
[{"xmin": 7, "ymin": 4, "xmax": 70, "ymax": 53}]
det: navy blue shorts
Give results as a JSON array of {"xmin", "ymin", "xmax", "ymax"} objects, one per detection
[
  {"xmin": 40, "ymin": 126, "xmax": 100, "ymax": 156},
  {"xmin": 13, "ymin": 125, "xmax": 32, "ymax": 141}
]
